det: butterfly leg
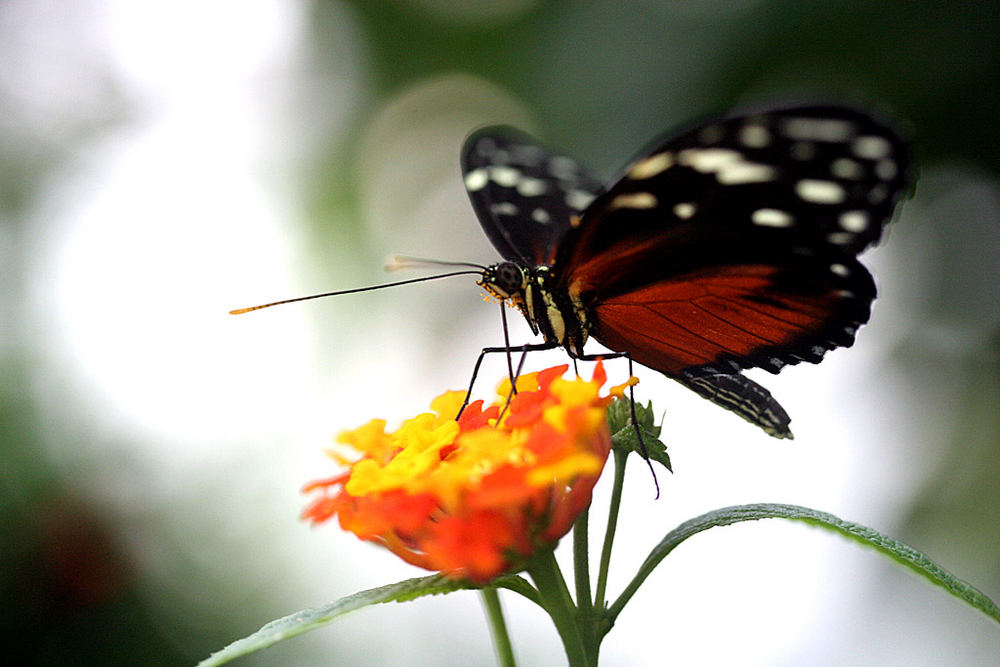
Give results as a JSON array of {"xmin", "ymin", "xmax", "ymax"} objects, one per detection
[
  {"xmin": 568, "ymin": 350, "xmax": 662, "ymax": 497},
  {"xmin": 457, "ymin": 342, "xmax": 558, "ymax": 418}
]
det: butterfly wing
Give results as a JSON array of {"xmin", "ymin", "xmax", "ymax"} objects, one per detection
[
  {"xmin": 461, "ymin": 126, "xmax": 604, "ymax": 266},
  {"xmin": 559, "ymin": 105, "xmax": 909, "ymax": 379},
  {"xmin": 463, "ymin": 125, "xmax": 795, "ymax": 438},
  {"xmin": 678, "ymin": 368, "xmax": 791, "ymax": 439}
]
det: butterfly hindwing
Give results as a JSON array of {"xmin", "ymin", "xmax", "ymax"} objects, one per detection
[
  {"xmin": 560, "ymin": 105, "xmax": 908, "ymax": 377},
  {"xmin": 462, "ymin": 126, "xmax": 604, "ymax": 265}
]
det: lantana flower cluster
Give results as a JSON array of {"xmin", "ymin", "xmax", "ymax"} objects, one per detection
[{"xmin": 302, "ymin": 363, "xmax": 632, "ymax": 583}]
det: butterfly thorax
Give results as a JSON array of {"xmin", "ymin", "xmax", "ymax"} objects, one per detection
[{"xmin": 479, "ymin": 261, "xmax": 589, "ymax": 356}]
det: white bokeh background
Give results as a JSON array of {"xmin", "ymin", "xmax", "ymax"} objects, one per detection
[{"xmin": 4, "ymin": 1, "xmax": 998, "ymax": 665}]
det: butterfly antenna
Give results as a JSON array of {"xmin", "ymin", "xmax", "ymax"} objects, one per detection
[
  {"xmin": 229, "ymin": 270, "xmax": 481, "ymax": 315},
  {"xmin": 387, "ymin": 255, "xmax": 487, "ymax": 272}
]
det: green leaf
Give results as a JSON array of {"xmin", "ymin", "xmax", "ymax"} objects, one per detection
[
  {"xmin": 198, "ymin": 573, "xmax": 537, "ymax": 666},
  {"xmin": 608, "ymin": 398, "xmax": 671, "ymax": 471},
  {"xmin": 608, "ymin": 503, "xmax": 1000, "ymax": 628}
]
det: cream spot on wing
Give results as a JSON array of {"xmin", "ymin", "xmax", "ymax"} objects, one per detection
[
  {"xmin": 464, "ymin": 168, "xmax": 489, "ymax": 191},
  {"xmin": 565, "ymin": 190, "xmax": 595, "ymax": 211},
  {"xmin": 609, "ymin": 192, "xmax": 657, "ymax": 209},
  {"xmin": 751, "ymin": 208, "xmax": 794, "ymax": 227},
  {"xmin": 738, "ymin": 124, "xmax": 771, "ymax": 148},
  {"xmin": 796, "ymin": 179, "xmax": 847, "ymax": 204},
  {"xmin": 678, "ymin": 148, "xmax": 741, "ymax": 171},
  {"xmin": 838, "ymin": 210, "xmax": 868, "ymax": 232},
  {"xmin": 490, "ymin": 166, "xmax": 521, "ymax": 187},
  {"xmin": 852, "ymin": 135, "xmax": 892, "ymax": 160},
  {"xmin": 678, "ymin": 148, "xmax": 775, "ymax": 184},
  {"xmin": 491, "ymin": 202, "xmax": 518, "ymax": 216},
  {"xmin": 516, "ymin": 177, "xmax": 547, "ymax": 197},
  {"xmin": 628, "ymin": 152, "xmax": 674, "ymax": 179},
  {"xmin": 868, "ymin": 184, "xmax": 888, "ymax": 203},
  {"xmin": 875, "ymin": 159, "xmax": 897, "ymax": 180},
  {"xmin": 673, "ymin": 202, "xmax": 696, "ymax": 219},
  {"xmin": 831, "ymin": 157, "xmax": 863, "ymax": 179},
  {"xmin": 531, "ymin": 208, "xmax": 551, "ymax": 224},
  {"xmin": 716, "ymin": 162, "xmax": 776, "ymax": 184}
]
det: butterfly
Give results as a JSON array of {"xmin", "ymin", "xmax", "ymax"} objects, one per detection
[{"xmin": 461, "ymin": 105, "xmax": 910, "ymax": 438}]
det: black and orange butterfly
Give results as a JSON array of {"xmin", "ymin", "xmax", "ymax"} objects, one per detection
[{"xmin": 461, "ymin": 105, "xmax": 910, "ymax": 439}]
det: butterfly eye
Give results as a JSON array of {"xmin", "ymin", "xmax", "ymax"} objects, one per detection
[{"xmin": 480, "ymin": 261, "xmax": 527, "ymax": 299}]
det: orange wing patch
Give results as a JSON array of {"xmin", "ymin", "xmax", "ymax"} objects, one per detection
[{"xmin": 590, "ymin": 264, "xmax": 843, "ymax": 376}]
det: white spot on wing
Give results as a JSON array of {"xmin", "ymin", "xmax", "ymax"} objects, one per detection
[
  {"xmin": 838, "ymin": 210, "xmax": 868, "ymax": 232},
  {"xmin": 752, "ymin": 208, "xmax": 794, "ymax": 227},
  {"xmin": 875, "ymin": 159, "xmax": 897, "ymax": 180},
  {"xmin": 678, "ymin": 148, "xmax": 775, "ymax": 184},
  {"xmin": 673, "ymin": 202, "xmax": 696, "ymax": 219},
  {"xmin": 796, "ymin": 179, "xmax": 847, "ymax": 204},
  {"xmin": 628, "ymin": 152, "xmax": 674, "ymax": 179},
  {"xmin": 565, "ymin": 189, "xmax": 595, "ymax": 211},
  {"xmin": 532, "ymin": 208, "xmax": 551, "ymax": 224},
  {"xmin": 830, "ymin": 263, "xmax": 850, "ymax": 276},
  {"xmin": 827, "ymin": 232, "xmax": 853, "ymax": 245},
  {"xmin": 490, "ymin": 166, "xmax": 521, "ymax": 187},
  {"xmin": 678, "ymin": 148, "xmax": 741, "ymax": 171},
  {"xmin": 868, "ymin": 184, "xmax": 888, "ymax": 203},
  {"xmin": 716, "ymin": 162, "xmax": 776, "ymax": 184},
  {"xmin": 852, "ymin": 135, "xmax": 892, "ymax": 159},
  {"xmin": 738, "ymin": 124, "xmax": 771, "ymax": 148},
  {"xmin": 831, "ymin": 157, "xmax": 863, "ymax": 179},
  {"xmin": 491, "ymin": 202, "xmax": 519, "ymax": 216},
  {"xmin": 464, "ymin": 168, "xmax": 489, "ymax": 192},
  {"xmin": 610, "ymin": 192, "xmax": 658, "ymax": 210},
  {"xmin": 516, "ymin": 177, "xmax": 547, "ymax": 197}
]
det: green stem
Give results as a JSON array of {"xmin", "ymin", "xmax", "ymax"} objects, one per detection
[
  {"xmin": 573, "ymin": 508, "xmax": 598, "ymax": 651},
  {"xmin": 594, "ymin": 448, "xmax": 628, "ymax": 612},
  {"xmin": 527, "ymin": 550, "xmax": 592, "ymax": 667},
  {"xmin": 573, "ymin": 508, "xmax": 592, "ymax": 613},
  {"xmin": 480, "ymin": 588, "xmax": 517, "ymax": 667}
]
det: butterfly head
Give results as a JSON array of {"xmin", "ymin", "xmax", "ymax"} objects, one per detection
[
  {"xmin": 479, "ymin": 260, "xmax": 545, "ymax": 337},
  {"xmin": 479, "ymin": 261, "xmax": 528, "ymax": 300}
]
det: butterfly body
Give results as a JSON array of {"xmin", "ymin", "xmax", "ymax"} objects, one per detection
[
  {"xmin": 480, "ymin": 261, "xmax": 590, "ymax": 356},
  {"xmin": 465, "ymin": 106, "xmax": 910, "ymax": 438}
]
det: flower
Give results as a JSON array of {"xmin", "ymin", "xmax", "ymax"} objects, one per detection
[{"xmin": 302, "ymin": 363, "xmax": 634, "ymax": 583}]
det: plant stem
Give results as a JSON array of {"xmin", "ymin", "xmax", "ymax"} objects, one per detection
[
  {"xmin": 573, "ymin": 508, "xmax": 592, "ymax": 613},
  {"xmin": 527, "ymin": 550, "xmax": 593, "ymax": 667},
  {"xmin": 480, "ymin": 587, "xmax": 517, "ymax": 667},
  {"xmin": 573, "ymin": 508, "xmax": 598, "ymax": 650},
  {"xmin": 594, "ymin": 448, "xmax": 628, "ymax": 612}
]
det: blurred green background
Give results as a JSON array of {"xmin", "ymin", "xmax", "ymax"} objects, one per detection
[{"xmin": 2, "ymin": 1, "xmax": 998, "ymax": 665}]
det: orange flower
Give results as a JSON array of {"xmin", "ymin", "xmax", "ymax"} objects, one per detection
[{"xmin": 302, "ymin": 363, "xmax": 630, "ymax": 583}]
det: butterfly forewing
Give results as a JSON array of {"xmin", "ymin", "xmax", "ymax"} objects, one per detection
[
  {"xmin": 462, "ymin": 126, "xmax": 604, "ymax": 265},
  {"xmin": 560, "ymin": 105, "xmax": 909, "ymax": 376}
]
